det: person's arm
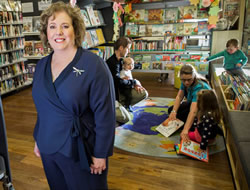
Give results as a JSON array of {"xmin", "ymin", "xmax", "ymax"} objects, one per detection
[
  {"xmin": 168, "ymin": 89, "xmax": 184, "ymax": 120},
  {"xmin": 206, "ymin": 51, "xmax": 225, "ymax": 62},
  {"xmin": 239, "ymin": 50, "xmax": 248, "ymax": 67},
  {"xmin": 180, "ymin": 102, "xmax": 198, "ymax": 141}
]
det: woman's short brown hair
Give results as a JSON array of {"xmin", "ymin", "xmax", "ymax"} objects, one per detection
[{"xmin": 40, "ymin": 1, "xmax": 85, "ymax": 48}]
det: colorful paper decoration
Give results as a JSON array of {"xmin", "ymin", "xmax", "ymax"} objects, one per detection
[
  {"xmin": 190, "ymin": 0, "xmax": 200, "ymax": 6},
  {"xmin": 209, "ymin": 6, "xmax": 220, "ymax": 16},
  {"xmin": 112, "ymin": 2, "xmax": 125, "ymax": 41},
  {"xmin": 208, "ymin": 15, "xmax": 219, "ymax": 25}
]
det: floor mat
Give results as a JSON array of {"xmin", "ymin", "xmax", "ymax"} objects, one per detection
[{"xmin": 114, "ymin": 97, "xmax": 225, "ymax": 158}]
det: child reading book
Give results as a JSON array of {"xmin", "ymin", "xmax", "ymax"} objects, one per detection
[
  {"xmin": 120, "ymin": 57, "xmax": 142, "ymax": 111},
  {"xmin": 188, "ymin": 89, "xmax": 221, "ymax": 150},
  {"xmin": 205, "ymin": 39, "xmax": 248, "ymax": 77}
]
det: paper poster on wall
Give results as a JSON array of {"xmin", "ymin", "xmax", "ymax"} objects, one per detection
[
  {"xmin": 38, "ymin": 0, "xmax": 52, "ymax": 11},
  {"xmin": 21, "ymin": 2, "xmax": 34, "ymax": 13}
]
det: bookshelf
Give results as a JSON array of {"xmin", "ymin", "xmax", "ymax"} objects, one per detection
[
  {"xmin": 0, "ymin": 1, "xmax": 32, "ymax": 96},
  {"xmin": 124, "ymin": 4, "xmax": 211, "ymax": 75}
]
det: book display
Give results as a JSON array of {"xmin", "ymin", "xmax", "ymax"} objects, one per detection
[
  {"xmin": 124, "ymin": 3, "xmax": 211, "ymax": 75},
  {"xmin": 0, "ymin": 1, "xmax": 31, "ymax": 95}
]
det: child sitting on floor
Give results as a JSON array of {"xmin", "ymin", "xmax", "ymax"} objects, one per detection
[{"xmin": 188, "ymin": 89, "xmax": 222, "ymax": 150}]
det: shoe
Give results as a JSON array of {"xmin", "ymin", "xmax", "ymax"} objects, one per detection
[{"xmin": 126, "ymin": 105, "xmax": 133, "ymax": 112}]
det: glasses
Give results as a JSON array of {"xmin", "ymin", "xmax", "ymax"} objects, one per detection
[{"xmin": 180, "ymin": 78, "xmax": 193, "ymax": 83}]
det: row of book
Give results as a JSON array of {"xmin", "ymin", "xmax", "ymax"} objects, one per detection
[
  {"xmin": 23, "ymin": 16, "xmax": 40, "ymax": 33},
  {"xmin": 0, "ymin": 74, "xmax": 28, "ymax": 94},
  {"xmin": 134, "ymin": 61, "xmax": 208, "ymax": 73},
  {"xmin": 89, "ymin": 46, "xmax": 114, "ymax": 61},
  {"xmin": 0, "ymin": 11, "xmax": 22, "ymax": 24},
  {"xmin": 0, "ymin": 50, "xmax": 24, "ymax": 66},
  {"xmin": 0, "ymin": 1, "xmax": 22, "ymax": 12},
  {"xmin": 82, "ymin": 29, "xmax": 105, "ymax": 49},
  {"xmin": 0, "ymin": 38, "xmax": 25, "ymax": 52},
  {"xmin": 0, "ymin": 25, "xmax": 23, "ymax": 37},
  {"xmin": 81, "ymin": 6, "xmax": 104, "ymax": 27},
  {"xmin": 125, "ymin": 6, "xmax": 208, "ymax": 23},
  {"xmin": 24, "ymin": 41, "xmax": 52, "ymax": 57},
  {"xmin": 132, "ymin": 53, "xmax": 207, "ymax": 62},
  {"xmin": 131, "ymin": 36, "xmax": 186, "ymax": 51},
  {"xmin": 125, "ymin": 22, "xmax": 210, "ymax": 37},
  {"xmin": 0, "ymin": 62, "xmax": 25, "ymax": 81},
  {"xmin": 220, "ymin": 72, "xmax": 250, "ymax": 111}
]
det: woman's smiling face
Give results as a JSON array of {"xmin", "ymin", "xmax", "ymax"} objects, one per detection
[{"xmin": 47, "ymin": 11, "xmax": 76, "ymax": 52}]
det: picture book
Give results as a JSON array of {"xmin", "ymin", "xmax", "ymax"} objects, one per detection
[
  {"xmin": 184, "ymin": 23, "xmax": 198, "ymax": 35},
  {"xmin": 96, "ymin": 10, "xmax": 105, "ymax": 25},
  {"xmin": 125, "ymin": 24, "xmax": 138, "ymax": 36},
  {"xmin": 183, "ymin": 6, "xmax": 197, "ymax": 19},
  {"xmin": 152, "ymin": 24, "xmax": 164, "ymax": 36},
  {"xmin": 179, "ymin": 140, "xmax": 209, "ymax": 162},
  {"xmin": 145, "ymin": 25, "xmax": 152, "ymax": 36},
  {"xmin": 81, "ymin": 9, "xmax": 91, "ymax": 27},
  {"xmin": 86, "ymin": 6, "xmax": 98, "ymax": 26},
  {"xmin": 163, "ymin": 24, "xmax": 173, "ymax": 35},
  {"xmin": 139, "ymin": 25, "xmax": 146, "ymax": 36},
  {"xmin": 93, "ymin": 10, "xmax": 101, "ymax": 25},
  {"xmin": 32, "ymin": 16, "xmax": 40, "ymax": 32},
  {"xmin": 96, "ymin": 28, "xmax": 105, "ymax": 44},
  {"xmin": 84, "ymin": 30, "xmax": 94, "ymax": 48},
  {"xmin": 178, "ymin": 7, "xmax": 185, "ymax": 19},
  {"xmin": 128, "ymin": 9, "xmax": 145, "ymax": 22},
  {"xmin": 156, "ymin": 118, "xmax": 184, "ymax": 138},
  {"xmin": 165, "ymin": 8, "xmax": 178, "ymax": 21},
  {"xmin": 23, "ymin": 17, "xmax": 33, "ymax": 32},
  {"xmin": 89, "ymin": 29, "xmax": 99, "ymax": 46},
  {"xmin": 176, "ymin": 23, "xmax": 184, "ymax": 36},
  {"xmin": 198, "ymin": 21, "xmax": 208, "ymax": 35},
  {"xmin": 24, "ymin": 41, "xmax": 33, "ymax": 56},
  {"xmin": 141, "ymin": 62, "xmax": 151, "ymax": 70},
  {"xmin": 148, "ymin": 9, "xmax": 164, "ymax": 22},
  {"xmin": 33, "ymin": 41, "xmax": 44, "ymax": 56},
  {"xmin": 152, "ymin": 62, "xmax": 162, "ymax": 70}
]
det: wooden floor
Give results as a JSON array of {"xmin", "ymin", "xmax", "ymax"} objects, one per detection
[{"xmin": 2, "ymin": 73, "xmax": 235, "ymax": 190}]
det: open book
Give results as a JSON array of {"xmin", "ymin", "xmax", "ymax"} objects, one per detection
[
  {"xmin": 179, "ymin": 140, "xmax": 209, "ymax": 162},
  {"xmin": 156, "ymin": 118, "xmax": 184, "ymax": 138}
]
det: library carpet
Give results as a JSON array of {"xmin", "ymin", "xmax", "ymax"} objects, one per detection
[{"xmin": 114, "ymin": 97, "xmax": 225, "ymax": 158}]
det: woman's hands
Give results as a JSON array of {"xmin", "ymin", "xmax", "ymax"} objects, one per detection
[
  {"xmin": 90, "ymin": 157, "xmax": 106, "ymax": 175},
  {"xmin": 168, "ymin": 111, "xmax": 177, "ymax": 121},
  {"xmin": 180, "ymin": 129, "xmax": 190, "ymax": 142},
  {"xmin": 34, "ymin": 142, "xmax": 41, "ymax": 157}
]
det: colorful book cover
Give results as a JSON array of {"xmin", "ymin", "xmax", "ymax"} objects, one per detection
[
  {"xmin": 139, "ymin": 25, "xmax": 146, "ymax": 36},
  {"xmin": 84, "ymin": 30, "xmax": 94, "ymax": 48},
  {"xmin": 198, "ymin": 21, "xmax": 208, "ymax": 35},
  {"xmin": 33, "ymin": 41, "xmax": 44, "ymax": 56},
  {"xmin": 152, "ymin": 62, "xmax": 162, "ymax": 69},
  {"xmin": 93, "ymin": 10, "xmax": 101, "ymax": 25},
  {"xmin": 23, "ymin": 17, "xmax": 33, "ymax": 32},
  {"xmin": 141, "ymin": 62, "xmax": 151, "ymax": 70},
  {"xmin": 179, "ymin": 140, "xmax": 209, "ymax": 162},
  {"xmin": 148, "ymin": 9, "xmax": 164, "ymax": 22},
  {"xmin": 86, "ymin": 6, "xmax": 98, "ymax": 26},
  {"xmin": 81, "ymin": 9, "xmax": 92, "ymax": 27},
  {"xmin": 183, "ymin": 6, "xmax": 197, "ymax": 19},
  {"xmin": 32, "ymin": 16, "xmax": 40, "ymax": 32},
  {"xmin": 178, "ymin": 6, "xmax": 185, "ymax": 19},
  {"xmin": 145, "ymin": 25, "xmax": 152, "ymax": 36},
  {"xmin": 165, "ymin": 8, "xmax": 178, "ymax": 21},
  {"xmin": 152, "ymin": 24, "xmax": 164, "ymax": 36},
  {"xmin": 24, "ymin": 41, "xmax": 33, "ymax": 56},
  {"xmin": 128, "ymin": 9, "xmax": 145, "ymax": 22},
  {"xmin": 156, "ymin": 118, "xmax": 184, "ymax": 138},
  {"xmin": 125, "ymin": 24, "xmax": 138, "ymax": 36},
  {"xmin": 176, "ymin": 23, "xmax": 184, "ymax": 35},
  {"xmin": 96, "ymin": 28, "xmax": 105, "ymax": 44},
  {"xmin": 89, "ymin": 30, "xmax": 99, "ymax": 46},
  {"xmin": 96, "ymin": 10, "xmax": 105, "ymax": 25},
  {"xmin": 163, "ymin": 24, "xmax": 173, "ymax": 35},
  {"xmin": 184, "ymin": 23, "xmax": 198, "ymax": 35}
]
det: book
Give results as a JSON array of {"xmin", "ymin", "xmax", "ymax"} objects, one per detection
[
  {"xmin": 198, "ymin": 21, "xmax": 208, "ymax": 35},
  {"xmin": 24, "ymin": 41, "xmax": 33, "ymax": 56},
  {"xmin": 84, "ymin": 30, "xmax": 94, "ymax": 48},
  {"xmin": 145, "ymin": 25, "xmax": 152, "ymax": 36},
  {"xmin": 183, "ymin": 6, "xmax": 197, "ymax": 19},
  {"xmin": 93, "ymin": 10, "xmax": 101, "ymax": 25},
  {"xmin": 165, "ymin": 8, "xmax": 178, "ymax": 21},
  {"xmin": 138, "ymin": 25, "xmax": 146, "ymax": 36},
  {"xmin": 89, "ymin": 30, "xmax": 99, "ymax": 46},
  {"xmin": 148, "ymin": 9, "xmax": 164, "ymax": 22},
  {"xmin": 33, "ymin": 16, "xmax": 40, "ymax": 32},
  {"xmin": 86, "ymin": 6, "xmax": 98, "ymax": 26},
  {"xmin": 128, "ymin": 9, "xmax": 145, "ymax": 22},
  {"xmin": 22, "ymin": 17, "xmax": 33, "ymax": 32},
  {"xmin": 96, "ymin": 10, "xmax": 105, "ymax": 25},
  {"xmin": 96, "ymin": 28, "xmax": 105, "ymax": 44},
  {"xmin": 179, "ymin": 139, "xmax": 209, "ymax": 162},
  {"xmin": 152, "ymin": 24, "xmax": 164, "ymax": 36},
  {"xmin": 125, "ymin": 24, "xmax": 138, "ymax": 36},
  {"xmin": 156, "ymin": 118, "xmax": 184, "ymax": 138},
  {"xmin": 81, "ymin": 9, "xmax": 91, "ymax": 27},
  {"xmin": 33, "ymin": 41, "xmax": 44, "ymax": 56}
]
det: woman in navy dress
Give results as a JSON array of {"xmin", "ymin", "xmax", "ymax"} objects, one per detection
[{"xmin": 32, "ymin": 2, "xmax": 116, "ymax": 189}]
